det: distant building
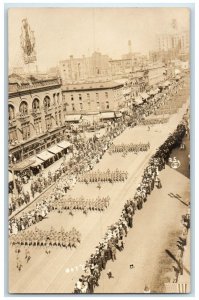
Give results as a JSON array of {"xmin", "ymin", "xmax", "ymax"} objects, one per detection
[
  {"xmin": 109, "ymin": 58, "xmax": 132, "ymax": 76},
  {"xmin": 62, "ymin": 81, "xmax": 125, "ymax": 115},
  {"xmin": 154, "ymin": 20, "xmax": 189, "ymax": 63},
  {"xmin": 146, "ymin": 64, "xmax": 166, "ymax": 87},
  {"xmin": 59, "ymin": 51, "xmax": 111, "ymax": 83},
  {"xmin": 129, "ymin": 70, "xmax": 148, "ymax": 96}
]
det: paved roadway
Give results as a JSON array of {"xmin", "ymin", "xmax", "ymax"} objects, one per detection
[
  {"xmin": 9, "ymin": 99, "xmax": 189, "ymax": 293},
  {"xmin": 94, "ymin": 166, "xmax": 190, "ymax": 293}
]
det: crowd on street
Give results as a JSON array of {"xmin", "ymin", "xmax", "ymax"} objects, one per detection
[
  {"xmin": 8, "ymin": 75, "xmax": 190, "ymax": 288},
  {"xmin": 8, "ymin": 76, "xmax": 185, "ymax": 219},
  {"xmin": 73, "ymin": 120, "xmax": 187, "ymax": 293}
]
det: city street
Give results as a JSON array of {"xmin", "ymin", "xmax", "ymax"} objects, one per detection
[{"xmin": 9, "ymin": 99, "xmax": 189, "ymax": 293}]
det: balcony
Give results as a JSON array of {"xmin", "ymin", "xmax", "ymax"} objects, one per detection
[
  {"xmin": 16, "ymin": 112, "xmax": 30, "ymax": 121},
  {"xmin": 30, "ymin": 109, "xmax": 42, "ymax": 118}
]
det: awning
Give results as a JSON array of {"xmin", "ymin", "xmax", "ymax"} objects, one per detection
[
  {"xmin": 13, "ymin": 158, "xmax": 35, "ymax": 171},
  {"xmin": 37, "ymin": 151, "xmax": 54, "ymax": 161},
  {"xmin": 57, "ymin": 140, "xmax": 71, "ymax": 149},
  {"xmin": 65, "ymin": 115, "xmax": 81, "ymax": 122},
  {"xmin": 134, "ymin": 97, "xmax": 143, "ymax": 105},
  {"xmin": 149, "ymin": 88, "xmax": 159, "ymax": 96},
  {"xmin": 48, "ymin": 144, "xmax": 63, "ymax": 154},
  {"xmin": 9, "ymin": 171, "xmax": 17, "ymax": 183},
  {"xmin": 140, "ymin": 92, "xmax": 149, "ymax": 99},
  {"xmin": 100, "ymin": 112, "xmax": 115, "ymax": 119},
  {"xmin": 115, "ymin": 112, "xmax": 122, "ymax": 118},
  {"xmin": 122, "ymin": 88, "xmax": 131, "ymax": 95},
  {"xmin": 31, "ymin": 156, "xmax": 43, "ymax": 167}
]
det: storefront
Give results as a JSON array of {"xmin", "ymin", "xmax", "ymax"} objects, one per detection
[
  {"xmin": 48, "ymin": 144, "xmax": 63, "ymax": 161},
  {"xmin": 57, "ymin": 140, "xmax": 72, "ymax": 154},
  {"xmin": 36, "ymin": 150, "xmax": 55, "ymax": 168}
]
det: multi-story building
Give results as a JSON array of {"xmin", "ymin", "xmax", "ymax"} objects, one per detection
[
  {"xmin": 146, "ymin": 64, "xmax": 166, "ymax": 87},
  {"xmin": 8, "ymin": 76, "xmax": 67, "ymax": 163},
  {"xmin": 59, "ymin": 51, "xmax": 111, "ymax": 83},
  {"xmin": 157, "ymin": 30, "xmax": 189, "ymax": 54},
  {"xmin": 109, "ymin": 58, "xmax": 132, "ymax": 76},
  {"xmin": 129, "ymin": 70, "xmax": 148, "ymax": 97},
  {"xmin": 62, "ymin": 81, "xmax": 124, "ymax": 115}
]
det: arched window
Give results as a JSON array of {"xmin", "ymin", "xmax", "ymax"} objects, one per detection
[
  {"xmin": 19, "ymin": 101, "xmax": 28, "ymax": 115},
  {"xmin": 8, "ymin": 104, "xmax": 15, "ymax": 120},
  {"xmin": 44, "ymin": 96, "xmax": 51, "ymax": 109},
  {"xmin": 32, "ymin": 98, "xmax": 40, "ymax": 112}
]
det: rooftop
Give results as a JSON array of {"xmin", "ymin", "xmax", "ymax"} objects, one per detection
[
  {"xmin": 8, "ymin": 74, "xmax": 61, "ymax": 94},
  {"xmin": 62, "ymin": 81, "xmax": 123, "ymax": 91}
]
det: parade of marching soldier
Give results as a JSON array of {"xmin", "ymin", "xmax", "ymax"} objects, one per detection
[{"xmin": 8, "ymin": 7, "xmax": 191, "ymax": 294}]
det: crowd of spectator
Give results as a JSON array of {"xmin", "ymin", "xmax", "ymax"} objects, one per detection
[{"xmin": 73, "ymin": 121, "xmax": 187, "ymax": 293}]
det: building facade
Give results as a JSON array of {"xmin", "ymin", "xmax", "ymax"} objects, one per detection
[
  {"xmin": 62, "ymin": 81, "xmax": 124, "ymax": 115},
  {"xmin": 8, "ymin": 77, "xmax": 67, "ymax": 162},
  {"xmin": 59, "ymin": 52, "xmax": 111, "ymax": 83},
  {"xmin": 109, "ymin": 58, "xmax": 132, "ymax": 76},
  {"xmin": 146, "ymin": 64, "xmax": 166, "ymax": 87}
]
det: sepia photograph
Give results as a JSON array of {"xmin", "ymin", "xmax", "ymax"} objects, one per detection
[{"xmin": 7, "ymin": 6, "xmax": 191, "ymax": 294}]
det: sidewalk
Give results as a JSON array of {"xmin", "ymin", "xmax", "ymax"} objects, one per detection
[
  {"xmin": 9, "ymin": 153, "xmax": 72, "ymax": 219},
  {"xmin": 178, "ymin": 230, "xmax": 191, "ymax": 292}
]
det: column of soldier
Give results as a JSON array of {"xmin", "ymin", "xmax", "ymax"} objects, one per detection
[
  {"xmin": 9, "ymin": 195, "xmax": 111, "ymax": 236},
  {"xmin": 77, "ymin": 169, "xmax": 128, "ymax": 183},
  {"xmin": 73, "ymin": 121, "xmax": 187, "ymax": 294},
  {"xmin": 154, "ymin": 91, "xmax": 187, "ymax": 116},
  {"xmin": 109, "ymin": 142, "xmax": 150, "ymax": 154},
  {"xmin": 10, "ymin": 226, "xmax": 81, "ymax": 251}
]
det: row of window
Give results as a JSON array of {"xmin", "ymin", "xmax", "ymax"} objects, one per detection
[
  {"xmin": 8, "ymin": 94, "xmax": 60, "ymax": 120},
  {"xmin": 70, "ymin": 101, "xmax": 110, "ymax": 111},
  {"xmin": 70, "ymin": 92, "xmax": 109, "ymax": 102},
  {"xmin": 9, "ymin": 113, "xmax": 62, "ymax": 143}
]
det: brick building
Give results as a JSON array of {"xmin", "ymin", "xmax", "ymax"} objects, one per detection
[
  {"xmin": 59, "ymin": 52, "xmax": 111, "ymax": 83},
  {"xmin": 62, "ymin": 81, "xmax": 124, "ymax": 115},
  {"xmin": 8, "ymin": 76, "xmax": 68, "ymax": 163}
]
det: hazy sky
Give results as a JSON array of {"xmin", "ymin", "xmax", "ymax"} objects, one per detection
[{"xmin": 8, "ymin": 7, "xmax": 190, "ymax": 72}]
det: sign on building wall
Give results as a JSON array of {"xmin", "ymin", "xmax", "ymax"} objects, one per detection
[{"xmin": 20, "ymin": 18, "xmax": 37, "ymax": 64}]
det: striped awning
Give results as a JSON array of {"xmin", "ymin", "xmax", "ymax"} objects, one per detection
[
  {"xmin": 48, "ymin": 144, "xmax": 63, "ymax": 154},
  {"xmin": 13, "ymin": 158, "xmax": 35, "ymax": 171},
  {"xmin": 134, "ymin": 97, "xmax": 143, "ymax": 105},
  {"xmin": 31, "ymin": 156, "xmax": 43, "ymax": 167},
  {"xmin": 115, "ymin": 112, "xmax": 122, "ymax": 118},
  {"xmin": 57, "ymin": 140, "xmax": 71, "ymax": 149},
  {"xmin": 140, "ymin": 92, "xmax": 149, "ymax": 99},
  {"xmin": 37, "ymin": 151, "xmax": 54, "ymax": 161},
  {"xmin": 100, "ymin": 112, "xmax": 115, "ymax": 119}
]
